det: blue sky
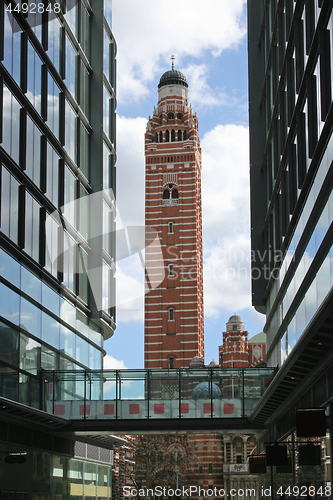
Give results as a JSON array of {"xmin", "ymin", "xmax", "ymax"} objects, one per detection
[{"xmin": 104, "ymin": 0, "xmax": 266, "ymax": 369}]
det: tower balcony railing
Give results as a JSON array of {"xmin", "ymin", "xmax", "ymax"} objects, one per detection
[
  {"xmin": 162, "ymin": 199, "xmax": 179, "ymax": 206},
  {"xmin": 37, "ymin": 367, "xmax": 275, "ymax": 420}
]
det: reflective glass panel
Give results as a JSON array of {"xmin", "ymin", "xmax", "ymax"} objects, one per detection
[
  {"xmin": 76, "ymin": 311, "xmax": 89, "ymax": 338},
  {"xmin": 41, "ymin": 311, "xmax": 60, "ymax": 349},
  {"xmin": 3, "ymin": 7, "xmax": 21, "ymax": 85},
  {"xmin": 25, "ymin": 192, "xmax": 40, "ymax": 262},
  {"xmin": 103, "ymin": 86, "xmax": 110, "ymax": 136},
  {"xmin": 78, "ymin": 247, "xmax": 88, "ymax": 303},
  {"xmin": 60, "ymin": 298, "xmax": 76, "ymax": 328},
  {"xmin": 42, "ymin": 282, "xmax": 60, "ymax": 316},
  {"xmin": 65, "ymin": 35, "xmax": 76, "ymax": 97},
  {"xmin": 0, "ymin": 282, "xmax": 20, "ymax": 326},
  {"xmin": 80, "ymin": 62, "xmax": 90, "ymax": 119},
  {"xmin": 89, "ymin": 344, "xmax": 102, "ymax": 369},
  {"xmin": 27, "ymin": 40, "xmax": 42, "ymax": 115},
  {"xmin": 41, "ymin": 346, "xmax": 57, "ymax": 370},
  {"xmin": 21, "ymin": 266, "xmax": 41, "ymax": 302},
  {"xmin": 60, "ymin": 323, "xmax": 75, "ymax": 359},
  {"xmin": 20, "ymin": 332, "xmax": 39, "ymax": 374},
  {"xmin": 47, "ymin": 73, "xmax": 60, "ymax": 139},
  {"xmin": 103, "ymin": 202, "xmax": 111, "ymax": 255},
  {"xmin": 75, "ymin": 334, "xmax": 89, "ymax": 367},
  {"xmin": 63, "ymin": 232, "xmax": 75, "ymax": 292},
  {"xmin": 80, "ymin": 2, "xmax": 90, "ymax": 57},
  {"xmin": 20, "ymin": 297, "xmax": 41, "ymax": 338},
  {"xmin": 44, "ymin": 214, "xmax": 60, "ymax": 277},
  {"xmin": 0, "ymin": 166, "xmax": 19, "ymax": 244},
  {"xmin": 46, "ymin": 142, "xmax": 60, "ymax": 207},
  {"xmin": 63, "ymin": 165, "xmax": 76, "ymax": 226},
  {"xmin": 103, "ymin": 28, "xmax": 110, "ymax": 79},
  {"xmin": 0, "ymin": 321, "xmax": 19, "ymax": 366},
  {"xmin": 64, "ymin": 100, "xmax": 77, "ymax": 162},
  {"xmin": 78, "ymin": 185, "xmax": 88, "ymax": 240},
  {"xmin": 102, "ymin": 262, "xmax": 110, "ymax": 312},
  {"xmin": 0, "ymin": 248, "xmax": 20, "ymax": 288},
  {"xmin": 80, "ymin": 123, "xmax": 89, "ymax": 179},
  {"xmin": 26, "ymin": 115, "xmax": 41, "ymax": 188},
  {"xmin": 64, "ymin": 0, "xmax": 77, "ymax": 36},
  {"xmin": 89, "ymin": 322, "xmax": 102, "ymax": 346},
  {"xmin": 47, "ymin": 14, "xmax": 61, "ymax": 71},
  {"xmin": 104, "ymin": 0, "xmax": 112, "ymax": 28},
  {"xmin": 103, "ymin": 143, "xmax": 110, "ymax": 190},
  {"xmin": 2, "ymin": 85, "xmax": 21, "ymax": 165}
]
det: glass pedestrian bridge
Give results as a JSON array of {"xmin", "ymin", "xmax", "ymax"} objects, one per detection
[{"xmin": 42, "ymin": 367, "xmax": 276, "ymax": 421}]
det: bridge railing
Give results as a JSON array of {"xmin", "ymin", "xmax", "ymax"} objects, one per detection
[{"xmin": 41, "ymin": 367, "xmax": 276, "ymax": 420}]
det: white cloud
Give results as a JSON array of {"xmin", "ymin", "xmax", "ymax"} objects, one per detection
[
  {"xmin": 115, "ymin": 116, "xmax": 146, "ymax": 324},
  {"xmin": 103, "ymin": 354, "xmax": 127, "ymax": 369},
  {"xmin": 181, "ymin": 64, "xmax": 231, "ymax": 108},
  {"xmin": 201, "ymin": 124, "xmax": 252, "ymax": 317},
  {"xmin": 112, "ymin": 0, "xmax": 246, "ymax": 103},
  {"xmin": 202, "ymin": 124, "xmax": 250, "ymax": 241},
  {"xmin": 116, "ymin": 115, "xmax": 146, "ymax": 226},
  {"xmin": 116, "ymin": 259, "xmax": 144, "ymax": 323}
]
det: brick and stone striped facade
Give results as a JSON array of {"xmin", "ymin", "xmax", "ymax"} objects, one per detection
[
  {"xmin": 144, "ymin": 68, "xmax": 204, "ymax": 369},
  {"xmin": 219, "ymin": 315, "xmax": 267, "ymax": 368}
]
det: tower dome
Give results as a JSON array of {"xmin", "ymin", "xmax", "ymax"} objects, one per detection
[
  {"xmin": 189, "ymin": 355, "xmax": 205, "ymax": 368},
  {"xmin": 227, "ymin": 314, "xmax": 243, "ymax": 324},
  {"xmin": 226, "ymin": 313, "xmax": 244, "ymax": 333},
  {"xmin": 158, "ymin": 69, "xmax": 188, "ymax": 89}
]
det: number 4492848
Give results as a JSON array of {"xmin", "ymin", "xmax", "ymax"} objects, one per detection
[
  {"xmin": 6, "ymin": 3, "xmax": 61, "ymax": 14},
  {"xmin": 277, "ymin": 486, "xmax": 331, "ymax": 497}
]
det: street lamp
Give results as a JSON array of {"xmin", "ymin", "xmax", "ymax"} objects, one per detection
[{"xmin": 175, "ymin": 466, "xmax": 180, "ymax": 490}]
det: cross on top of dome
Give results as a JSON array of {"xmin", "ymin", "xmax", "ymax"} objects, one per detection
[{"xmin": 158, "ymin": 56, "xmax": 188, "ymax": 89}]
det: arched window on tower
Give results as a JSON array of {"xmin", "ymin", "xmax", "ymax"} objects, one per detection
[
  {"xmin": 168, "ymin": 112, "xmax": 174, "ymax": 120},
  {"xmin": 177, "ymin": 113, "xmax": 183, "ymax": 120},
  {"xmin": 168, "ymin": 308, "xmax": 174, "ymax": 321},
  {"xmin": 163, "ymin": 189, "xmax": 170, "ymax": 199},
  {"xmin": 159, "ymin": 131, "xmax": 163, "ymax": 142},
  {"xmin": 172, "ymin": 189, "xmax": 178, "ymax": 199},
  {"xmin": 171, "ymin": 129, "xmax": 175, "ymax": 142},
  {"xmin": 177, "ymin": 129, "xmax": 182, "ymax": 141},
  {"xmin": 169, "ymin": 357, "xmax": 174, "ymax": 369},
  {"xmin": 165, "ymin": 130, "xmax": 170, "ymax": 142},
  {"xmin": 155, "ymin": 132, "xmax": 158, "ymax": 142},
  {"xmin": 183, "ymin": 130, "xmax": 187, "ymax": 140}
]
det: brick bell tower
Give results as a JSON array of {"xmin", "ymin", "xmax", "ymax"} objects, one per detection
[
  {"xmin": 219, "ymin": 315, "xmax": 249, "ymax": 368},
  {"xmin": 144, "ymin": 59, "xmax": 204, "ymax": 369}
]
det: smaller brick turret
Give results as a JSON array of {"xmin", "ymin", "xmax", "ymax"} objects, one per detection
[{"xmin": 218, "ymin": 314, "xmax": 266, "ymax": 368}]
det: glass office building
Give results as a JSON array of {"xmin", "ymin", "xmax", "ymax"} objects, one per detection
[
  {"xmin": 248, "ymin": 0, "xmax": 333, "ymax": 445},
  {"xmin": 0, "ymin": 0, "xmax": 118, "ymax": 495}
]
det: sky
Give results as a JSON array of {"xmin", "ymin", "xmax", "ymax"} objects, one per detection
[{"xmin": 104, "ymin": 0, "xmax": 266, "ymax": 369}]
